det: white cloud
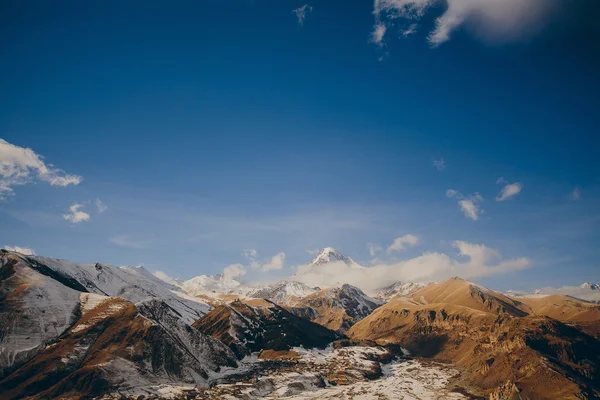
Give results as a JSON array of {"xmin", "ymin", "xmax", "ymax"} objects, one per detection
[
  {"xmin": 63, "ymin": 203, "xmax": 90, "ymax": 224},
  {"xmin": 447, "ymin": 189, "xmax": 483, "ymax": 220},
  {"xmin": 403, "ymin": 23, "xmax": 418, "ymax": 37},
  {"xmin": 0, "ymin": 138, "xmax": 82, "ymax": 199},
  {"xmin": 306, "ymin": 249, "xmax": 320, "ymax": 256},
  {"xmin": 458, "ymin": 199, "xmax": 480, "ymax": 220},
  {"xmin": 371, "ymin": 23, "xmax": 387, "ymax": 45},
  {"xmin": 293, "ymin": 4, "xmax": 312, "ymax": 25},
  {"xmin": 4, "ymin": 245, "xmax": 36, "ymax": 255},
  {"xmin": 294, "ymin": 240, "xmax": 530, "ymax": 294},
  {"xmin": 223, "ymin": 263, "xmax": 247, "ymax": 280},
  {"xmin": 243, "ymin": 249, "xmax": 286, "ymax": 272},
  {"xmin": 571, "ymin": 187, "xmax": 581, "ymax": 201},
  {"xmin": 242, "ymin": 248, "xmax": 261, "ymax": 269},
  {"xmin": 367, "ymin": 243, "xmax": 383, "ymax": 257},
  {"xmin": 110, "ymin": 234, "xmax": 152, "ymax": 249},
  {"xmin": 95, "ymin": 198, "xmax": 108, "ymax": 213},
  {"xmin": 373, "ymin": 0, "xmax": 559, "ymax": 47},
  {"xmin": 262, "ymin": 252, "xmax": 286, "ymax": 272},
  {"xmin": 387, "ymin": 234, "xmax": 420, "ymax": 253},
  {"xmin": 433, "ymin": 158, "xmax": 446, "ymax": 171},
  {"xmin": 153, "ymin": 270, "xmax": 178, "ymax": 285},
  {"xmin": 496, "ymin": 181, "xmax": 523, "ymax": 202}
]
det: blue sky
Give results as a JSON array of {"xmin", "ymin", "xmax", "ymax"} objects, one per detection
[{"xmin": 1, "ymin": 0, "xmax": 599, "ymax": 290}]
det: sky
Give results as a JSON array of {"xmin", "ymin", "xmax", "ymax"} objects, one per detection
[{"xmin": 1, "ymin": 0, "xmax": 599, "ymax": 291}]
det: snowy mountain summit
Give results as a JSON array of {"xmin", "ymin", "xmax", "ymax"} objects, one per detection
[
  {"xmin": 247, "ymin": 280, "xmax": 319, "ymax": 305},
  {"xmin": 580, "ymin": 282, "xmax": 599, "ymax": 291},
  {"xmin": 308, "ymin": 247, "xmax": 359, "ymax": 268}
]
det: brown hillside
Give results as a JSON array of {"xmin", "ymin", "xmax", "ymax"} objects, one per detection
[
  {"xmin": 409, "ymin": 277, "xmax": 530, "ymax": 317},
  {"xmin": 289, "ymin": 284, "xmax": 381, "ymax": 333},
  {"xmin": 0, "ymin": 296, "xmax": 236, "ymax": 400},
  {"xmin": 348, "ymin": 278, "xmax": 600, "ymax": 399}
]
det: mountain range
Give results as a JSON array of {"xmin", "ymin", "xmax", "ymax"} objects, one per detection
[{"xmin": 1, "ymin": 247, "xmax": 599, "ymax": 399}]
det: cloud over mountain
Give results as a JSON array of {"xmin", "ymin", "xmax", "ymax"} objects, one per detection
[{"xmin": 294, "ymin": 242, "xmax": 530, "ymax": 294}]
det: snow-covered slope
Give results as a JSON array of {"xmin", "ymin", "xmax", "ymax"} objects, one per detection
[
  {"xmin": 13, "ymin": 253, "xmax": 211, "ymax": 324},
  {"xmin": 247, "ymin": 280, "xmax": 319, "ymax": 306},
  {"xmin": 375, "ymin": 281, "xmax": 428, "ymax": 301},
  {"xmin": 119, "ymin": 265, "xmax": 182, "ymax": 292},
  {"xmin": 0, "ymin": 252, "xmax": 81, "ymax": 377},
  {"xmin": 180, "ymin": 274, "xmax": 251, "ymax": 298},
  {"xmin": 307, "ymin": 247, "xmax": 361, "ymax": 268},
  {"xmin": 505, "ymin": 282, "xmax": 600, "ymax": 303}
]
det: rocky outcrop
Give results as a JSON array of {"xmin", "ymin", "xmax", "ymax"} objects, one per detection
[{"xmin": 193, "ymin": 299, "xmax": 343, "ymax": 358}]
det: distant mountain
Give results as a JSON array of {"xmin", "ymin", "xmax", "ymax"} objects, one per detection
[
  {"xmin": 307, "ymin": 247, "xmax": 360, "ymax": 268},
  {"xmin": 180, "ymin": 273, "xmax": 251, "ymax": 298},
  {"xmin": 505, "ymin": 281, "xmax": 600, "ymax": 303},
  {"xmin": 290, "ymin": 284, "xmax": 382, "ymax": 333},
  {"xmin": 246, "ymin": 280, "xmax": 319, "ymax": 306},
  {"xmin": 374, "ymin": 281, "xmax": 428, "ymax": 301}
]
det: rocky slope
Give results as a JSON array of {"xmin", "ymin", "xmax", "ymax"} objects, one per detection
[
  {"xmin": 0, "ymin": 250, "xmax": 237, "ymax": 399},
  {"xmin": 193, "ymin": 298, "xmax": 343, "ymax": 358},
  {"xmin": 7, "ymin": 251, "xmax": 211, "ymax": 324},
  {"xmin": 290, "ymin": 284, "xmax": 382, "ymax": 333}
]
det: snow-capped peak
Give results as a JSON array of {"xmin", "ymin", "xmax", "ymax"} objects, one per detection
[
  {"xmin": 308, "ymin": 247, "xmax": 357, "ymax": 268},
  {"xmin": 180, "ymin": 273, "xmax": 243, "ymax": 296},
  {"xmin": 580, "ymin": 282, "xmax": 599, "ymax": 290}
]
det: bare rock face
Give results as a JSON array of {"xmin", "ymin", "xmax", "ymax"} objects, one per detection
[{"xmin": 193, "ymin": 299, "xmax": 343, "ymax": 358}]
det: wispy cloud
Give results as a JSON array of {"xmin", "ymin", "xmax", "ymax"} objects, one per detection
[
  {"xmin": 433, "ymin": 158, "xmax": 446, "ymax": 171},
  {"xmin": 95, "ymin": 198, "xmax": 108, "ymax": 213},
  {"xmin": 110, "ymin": 234, "xmax": 153, "ymax": 249},
  {"xmin": 447, "ymin": 189, "xmax": 483, "ymax": 220},
  {"xmin": 3, "ymin": 245, "xmax": 35, "ymax": 255},
  {"xmin": 242, "ymin": 248, "xmax": 260, "ymax": 269},
  {"xmin": 372, "ymin": 0, "xmax": 560, "ymax": 47},
  {"xmin": 571, "ymin": 187, "xmax": 581, "ymax": 201},
  {"xmin": 496, "ymin": 178, "xmax": 523, "ymax": 202},
  {"xmin": 223, "ymin": 263, "xmax": 247, "ymax": 279},
  {"xmin": 262, "ymin": 252, "xmax": 286, "ymax": 271},
  {"xmin": 387, "ymin": 234, "xmax": 420, "ymax": 253},
  {"xmin": 0, "ymin": 138, "xmax": 82, "ymax": 199},
  {"xmin": 293, "ymin": 4, "xmax": 312, "ymax": 25},
  {"xmin": 63, "ymin": 203, "xmax": 91, "ymax": 224},
  {"xmin": 371, "ymin": 23, "xmax": 387, "ymax": 45},
  {"xmin": 367, "ymin": 243, "xmax": 383, "ymax": 257},
  {"xmin": 153, "ymin": 270, "xmax": 178, "ymax": 285},
  {"xmin": 244, "ymin": 249, "xmax": 286, "ymax": 272}
]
